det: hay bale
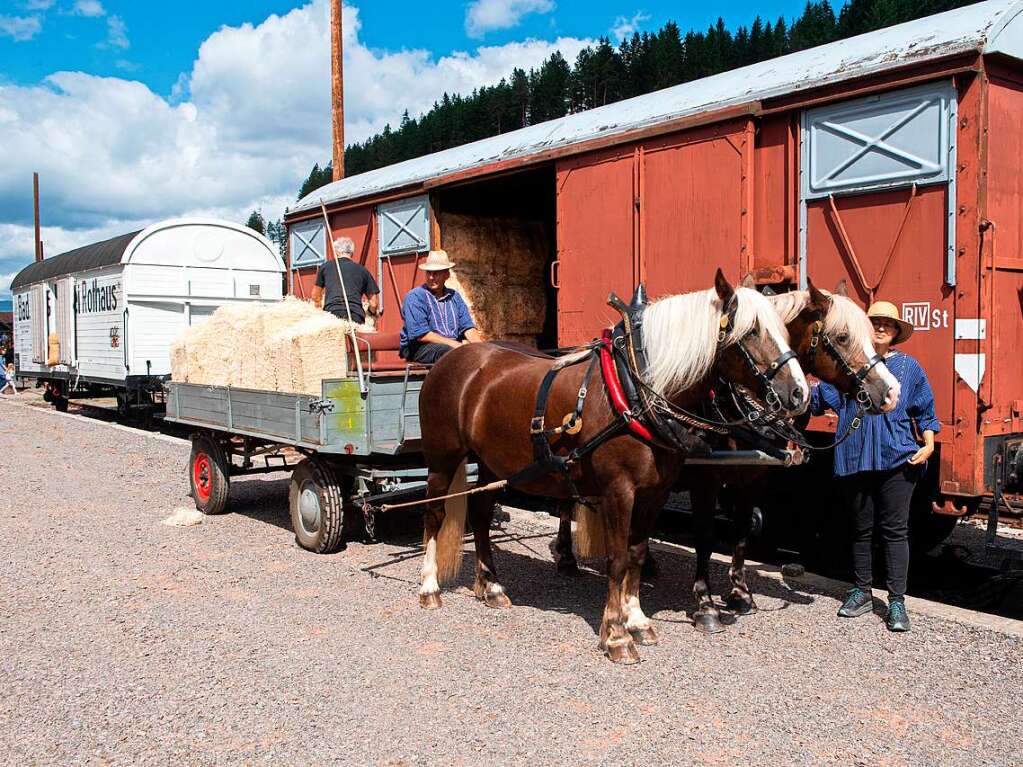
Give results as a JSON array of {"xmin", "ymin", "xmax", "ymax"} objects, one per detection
[
  {"xmin": 171, "ymin": 297, "xmax": 360, "ymax": 395},
  {"xmin": 440, "ymin": 212, "xmax": 547, "ymax": 346}
]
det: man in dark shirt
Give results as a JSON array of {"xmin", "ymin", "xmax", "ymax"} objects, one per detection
[{"xmin": 311, "ymin": 236, "xmax": 380, "ymax": 324}]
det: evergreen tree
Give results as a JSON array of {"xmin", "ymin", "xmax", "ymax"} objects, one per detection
[
  {"xmin": 298, "ymin": 0, "xmax": 979, "ymax": 197},
  {"xmin": 245, "ymin": 210, "xmax": 266, "ymax": 235}
]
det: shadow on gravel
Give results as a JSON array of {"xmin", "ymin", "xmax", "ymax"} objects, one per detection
[
  {"xmin": 358, "ymin": 522, "xmax": 825, "ymax": 639},
  {"xmin": 226, "ymin": 476, "xmax": 292, "ymax": 531}
]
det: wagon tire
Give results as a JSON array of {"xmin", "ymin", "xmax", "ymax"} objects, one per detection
[
  {"xmin": 189, "ymin": 434, "xmax": 231, "ymax": 516},
  {"xmin": 289, "ymin": 457, "xmax": 347, "ymax": 554}
]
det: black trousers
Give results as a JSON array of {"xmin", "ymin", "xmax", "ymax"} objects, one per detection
[
  {"xmin": 839, "ymin": 463, "xmax": 921, "ymax": 600},
  {"xmin": 405, "ymin": 342, "xmax": 452, "ymax": 364}
]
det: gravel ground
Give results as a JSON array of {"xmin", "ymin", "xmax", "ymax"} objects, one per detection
[{"xmin": 2, "ymin": 396, "xmax": 1022, "ymax": 766}]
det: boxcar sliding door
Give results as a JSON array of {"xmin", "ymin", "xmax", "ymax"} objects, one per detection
[{"xmin": 800, "ymin": 82, "xmax": 957, "ymax": 426}]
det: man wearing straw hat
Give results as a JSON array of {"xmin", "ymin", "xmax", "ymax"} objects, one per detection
[
  {"xmin": 399, "ymin": 249, "xmax": 481, "ymax": 364},
  {"xmin": 811, "ymin": 300, "xmax": 939, "ymax": 633},
  {"xmin": 311, "ymin": 236, "xmax": 380, "ymax": 325}
]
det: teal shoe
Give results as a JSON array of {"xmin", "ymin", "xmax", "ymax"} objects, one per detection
[
  {"xmin": 837, "ymin": 587, "xmax": 873, "ymax": 618},
  {"xmin": 885, "ymin": 599, "xmax": 911, "ymax": 632}
]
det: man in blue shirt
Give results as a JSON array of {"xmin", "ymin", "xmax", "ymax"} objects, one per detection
[
  {"xmin": 811, "ymin": 301, "xmax": 939, "ymax": 633},
  {"xmin": 399, "ymin": 250, "xmax": 481, "ymax": 364}
]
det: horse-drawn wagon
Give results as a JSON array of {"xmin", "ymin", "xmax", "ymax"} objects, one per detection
[{"xmin": 164, "ymin": 326, "xmax": 802, "ymax": 557}]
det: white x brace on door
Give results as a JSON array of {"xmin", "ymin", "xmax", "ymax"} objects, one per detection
[
  {"xmin": 288, "ymin": 218, "xmax": 326, "ymax": 270},
  {"xmin": 377, "ymin": 195, "xmax": 431, "ymax": 257},
  {"xmin": 800, "ymin": 81, "xmax": 958, "ymax": 285}
]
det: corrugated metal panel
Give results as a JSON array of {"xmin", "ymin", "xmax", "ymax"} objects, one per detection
[
  {"xmin": 802, "ymin": 82, "xmax": 954, "ymax": 198},
  {"xmin": 292, "ymin": 0, "xmax": 1023, "ymax": 216},
  {"xmin": 377, "ymin": 195, "xmax": 430, "ymax": 257},
  {"xmin": 30, "ymin": 284, "xmax": 45, "ymax": 364},
  {"xmin": 55, "ymin": 275, "xmax": 75, "ymax": 366}
]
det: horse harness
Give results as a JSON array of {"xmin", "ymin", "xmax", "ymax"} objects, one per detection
[
  {"xmin": 505, "ymin": 286, "xmax": 800, "ymax": 502},
  {"xmin": 719, "ymin": 313, "xmax": 888, "ymax": 450}
]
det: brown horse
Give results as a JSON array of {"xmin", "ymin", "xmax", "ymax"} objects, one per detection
[
  {"xmin": 552, "ymin": 278, "xmax": 901, "ymax": 632},
  {"xmin": 416, "ymin": 269, "xmax": 810, "ymax": 664}
]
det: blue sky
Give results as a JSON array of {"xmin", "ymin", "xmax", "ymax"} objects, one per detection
[{"xmin": 0, "ymin": 0, "xmax": 809, "ymax": 295}]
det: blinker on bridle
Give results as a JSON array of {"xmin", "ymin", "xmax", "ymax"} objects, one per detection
[
  {"xmin": 718, "ymin": 295, "xmax": 798, "ymax": 412},
  {"xmin": 807, "ymin": 318, "xmax": 885, "ymax": 409}
]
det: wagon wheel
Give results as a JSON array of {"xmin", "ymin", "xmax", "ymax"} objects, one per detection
[
  {"xmin": 189, "ymin": 434, "xmax": 231, "ymax": 515},
  {"xmin": 289, "ymin": 457, "xmax": 347, "ymax": 554}
]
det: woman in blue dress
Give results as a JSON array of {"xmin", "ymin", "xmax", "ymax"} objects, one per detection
[{"xmin": 811, "ymin": 301, "xmax": 940, "ymax": 632}]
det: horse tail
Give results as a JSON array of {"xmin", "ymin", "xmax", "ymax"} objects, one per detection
[
  {"xmin": 435, "ymin": 460, "xmax": 468, "ymax": 584},
  {"xmin": 573, "ymin": 502, "xmax": 607, "ymax": 558}
]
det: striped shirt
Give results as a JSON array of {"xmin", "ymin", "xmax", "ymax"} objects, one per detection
[
  {"xmin": 810, "ymin": 351, "xmax": 940, "ymax": 477},
  {"xmin": 399, "ymin": 286, "xmax": 476, "ymax": 357}
]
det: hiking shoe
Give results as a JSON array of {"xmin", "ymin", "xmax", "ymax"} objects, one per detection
[
  {"xmin": 837, "ymin": 587, "xmax": 873, "ymax": 618},
  {"xmin": 885, "ymin": 599, "xmax": 911, "ymax": 632}
]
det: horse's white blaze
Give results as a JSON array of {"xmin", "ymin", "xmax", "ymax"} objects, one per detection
[
  {"xmin": 765, "ymin": 320, "xmax": 809, "ymax": 399},
  {"xmin": 623, "ymin": 595, "xmax": 651, "ymax": 630},
  {"xmin": 420, "ymin": 537, "xmax": 440, "ymax": 595}
]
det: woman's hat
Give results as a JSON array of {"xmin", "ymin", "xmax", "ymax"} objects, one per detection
[
  {"xmin": 418, "ymin": 249, "xmax": 455, "ymax": 271},
  {"xmin": 867, "ymin": 300, "xmax": 913, "ymax": 344}
]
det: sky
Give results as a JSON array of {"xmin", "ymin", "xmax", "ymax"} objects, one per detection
[{"xmin": 0, "ymin": 0, "xmax": 806, "ymax": 296}]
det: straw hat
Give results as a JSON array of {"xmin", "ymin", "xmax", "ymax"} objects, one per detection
[
  {"xmin": 867, "ymin": 300, "xmax": 913, "ymax": 344},
  {"xmin": 418, "ymin": 249, "xmax": 455, "ymax": 271}
]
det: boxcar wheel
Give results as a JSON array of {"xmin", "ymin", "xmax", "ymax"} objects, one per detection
[
  {"xmin": 189, "ymin": 434, "xmax": 230, "ymax": 515},
  {"xmin": 289, "ymin": 458, "xmax": 346, "ymax": 554},
  {"xmin": 53, "ymin": 396, "xmax": 69, "ymax": 413}
]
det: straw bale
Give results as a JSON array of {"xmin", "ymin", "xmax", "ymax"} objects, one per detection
[
  {"xmin": 440, "ymin": 212, "xmax": 547, "ymax": 346},
  {"xmin": 170, "ymin": 297, "xmax": 361, "ymax": 395}
]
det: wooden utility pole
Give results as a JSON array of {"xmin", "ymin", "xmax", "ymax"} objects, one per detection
[
  {"xmin": 330, "ymin": 0, "xmax": 345, "ymax": 181},
  {"xmin": 33, "ymin": 172, "xmax": 42, "ymax": 262}
]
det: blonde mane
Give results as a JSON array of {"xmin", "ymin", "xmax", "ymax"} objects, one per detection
[
  {"xmin": 641, "ymin": 286, "xmax": 789, "ymax": 396},
  {"xmin": 770, "ymin": 290, "xmax": 874, "ymax": 346}
]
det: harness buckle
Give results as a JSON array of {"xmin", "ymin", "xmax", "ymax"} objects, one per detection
[
  {"xmin": 850, "ymin": 416, "xmax": 862, "ymax": 431},
  {"xmin": 530, "ymin": 416, "xmax": 545, "ymax": 435}
]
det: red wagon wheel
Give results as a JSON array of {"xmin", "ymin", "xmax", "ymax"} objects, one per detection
[{"xmin": 189, "ymin": 434, "xmax": 230, "ymax": 515}]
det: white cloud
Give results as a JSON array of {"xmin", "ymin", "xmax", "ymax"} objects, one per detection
[
  {"xmin": 24, "ymin": 0, "xmax": 55, "ymax": 10},
  {"xmin": 72, "ymin": 0, "xmax": 105, "ymax": 17},
  {"xmin": 611, "ymin": 11, "xmax": 650, "ymax": 42},
  {"xmin": 465, "ymin": 0, "xmax": 554, "ymax": 38},
  {"xmin": 0, "ymin": 14, "xmax": 42, "ymax": 41},
  {"xmin": 103, "ymin": 14, "xmax": 128, "ymax": 48},
  {"xmin": 0, "ymin": 0, "xmax": 593, "ymax": 295}
]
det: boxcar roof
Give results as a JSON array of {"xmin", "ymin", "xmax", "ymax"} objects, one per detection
[
  {"xmin": 9, "ymin": 217, "xmax": 284, "ymax": 291},
  {"xmin": 10, "ymin": 230, "xmax": 141, "ymax": 291},
  {"xmin": 293, "ymin": 0, "xmax": 1023, "ymax": 217}
]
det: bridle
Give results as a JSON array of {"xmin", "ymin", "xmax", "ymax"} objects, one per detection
[
  {"xmin": 806, "ymin": 316, "xmax": 885, "ymax": 410},
  {"xmin": 718, "ymin": 294, "xmax": 799, "ymax": 414}
]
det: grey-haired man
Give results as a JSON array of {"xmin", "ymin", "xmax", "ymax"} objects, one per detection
[{"xmin": 311, "ymin": 236, "xmax": 380, "ymax": 324}]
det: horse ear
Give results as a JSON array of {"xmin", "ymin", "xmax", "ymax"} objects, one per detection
[
  {"xmin": 834, "ymin": 278, "xmax": 849, "ymax": 297},
  {"xmin": 714, "ymin": 268, "xmax": 735, "ymax": 303},
  {"xmin": 739, "ymin": 272, "xmax": 756, "ymax": 289},
  {"xmin": 807, "ymin": 277, "xmax": 833, "ymax": 312}
]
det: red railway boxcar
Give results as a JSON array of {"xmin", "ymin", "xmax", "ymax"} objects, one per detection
[{"xmin": 285, "ymin": 0, "xmax": 1023, "ymax": 555}]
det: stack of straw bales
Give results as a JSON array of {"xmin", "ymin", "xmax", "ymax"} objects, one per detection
[
  {"xmin": 170, "ymin": 297, "xmax": 364, "ymax": 395},
  {"xmin": 440, "ymin": 212, "xmax": 547, "ymax": 346}
]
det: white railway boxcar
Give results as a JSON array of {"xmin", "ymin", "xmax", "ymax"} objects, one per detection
[{"xmin": 10, "ymin": 217, "xmax": 284, "ymax": 412}]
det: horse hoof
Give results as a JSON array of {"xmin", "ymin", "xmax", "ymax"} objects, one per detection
[
  {"xmin": 482, "ymin": 590, "xmax": 512, "ymax": 609},
  {"xmin": 604, "ymin": 640, "xmax": 642, "ymax": 665},
  {"xmin": 629, "ymin": 626, "xmax": 659, "ymax": 646},
  {"xmin": 556, "ymin": 559, "xmax": 580, "ymax": 577},
  {"xmin": 419, "ymin": 592, "xmax": 443, "ymax": 610},
  {"xmin": 693, "ymin": 612, "xmax": 726, "ymax": 634},
  {"xmin": 726, "ymin": 596, "xmax": 758, "ymax": 615}
]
